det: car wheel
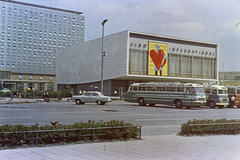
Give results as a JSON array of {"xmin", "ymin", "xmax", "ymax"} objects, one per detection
[
  {"xmin": 209, "ymin": 101, "xmax": 216, "ymax": 109},
  {"xmin": 175, "ymin": 100, "xmax": 182, "ymax": 108},
  {"xmin": 81, "ymin": 102, "xmax": 85, "ymax": 105},
  {"xmin": 149, "ymin": 104, "xmax": 155, "ymax": 107},
  {"xmin": 97, "ymin": 100, "xmax": 102, "ymax": 105},
  {"xmin": 138, "ymin": 98, "xmax": 146, "ymax": 106},
  {"xmin": 75, "ymin": 99, "xmax": 81, "ymax": 105}
]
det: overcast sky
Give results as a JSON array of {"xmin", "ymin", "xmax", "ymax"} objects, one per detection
[{"xmin": 17, "ymin": 0, "xmax": 240, "ymax": 71}]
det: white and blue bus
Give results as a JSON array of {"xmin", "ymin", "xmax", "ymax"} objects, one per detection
[
  {"xmin": 124, "ymin": 82, "xmax": 206, "ymax": 109},
  {"xmin": 204, "ymin": 85, "xmax": 229, "ymax": 109}
]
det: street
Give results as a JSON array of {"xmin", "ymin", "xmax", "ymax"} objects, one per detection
[{"xmin": 0, "ymin": 101, "xmax": 240, "ymax": 136}]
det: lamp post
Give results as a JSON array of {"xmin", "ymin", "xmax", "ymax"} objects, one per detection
[{"xmin": 101, "ymin": 19, "xmax": 108, "ymax": 93}]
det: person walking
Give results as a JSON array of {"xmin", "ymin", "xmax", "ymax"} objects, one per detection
[{"xmin": 18, "ymin": 93, "xmax": 21, "ymax": 101}]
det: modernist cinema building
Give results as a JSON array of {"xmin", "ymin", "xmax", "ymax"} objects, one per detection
[{"xmin": 57, "ymin": 30, "xmax": 219, "ymax": 96}]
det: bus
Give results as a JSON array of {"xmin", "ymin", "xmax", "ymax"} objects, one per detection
[
  {"xmin": 204, "ymin": 85, "xmax": 228, "ymax": 109},
  {"xmin": 124, "ymin": 82, "xmax": 206, "ymax": 109},
  {"xmin": 227, "ymin": 86, "xmax": 240, "ymax": 108}
]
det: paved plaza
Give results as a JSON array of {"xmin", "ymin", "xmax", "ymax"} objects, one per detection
[
  {"xmin": 1, "ymin": 134, "xmax": 240, "ymax": 160},
  {"xmin": 0, "ymin": 98, "xmax": 240, "ymax": 159}
]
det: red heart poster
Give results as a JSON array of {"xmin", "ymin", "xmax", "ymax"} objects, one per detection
[{"xmin": 148, "ymin": 42, "xmax": 168, "ymax": 76}]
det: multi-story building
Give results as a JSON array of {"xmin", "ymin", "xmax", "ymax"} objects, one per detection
[
  {"xmin": 219, "ymin": 71, "xmax": 240, "ymax": 81},
  {"xmin": 57, "ymin": 30, "xmax": 219, "ymax": 96},
  {"xmin": 0, "ymin": 0, "xmax": 84, "ymax": 91}
]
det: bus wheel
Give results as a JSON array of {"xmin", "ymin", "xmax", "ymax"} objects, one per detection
[
  {"xmin": 138, "ymin": 98, "xmax": 146, "ymax": 106},
  {"xmin": 175, "ymin": 100, "xmax": 182, "ymax": 108},
  {"xmin": 209, "ymin": 101, "xmax": 216, "ymax": 109},
  {"xmin": 187, "ymin": 106, "xmax": 191, "ymax": 109}
]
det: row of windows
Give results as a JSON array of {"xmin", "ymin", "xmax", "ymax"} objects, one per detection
[
  {"xmin": 1, "ymin": 64, "xmax": 56, "ymax": 70},
  {"xmin": 3, "ymin": 28, "xmax": 83, "ymax": 37},
  {"xmin": 2, "ymin": 6, "xmax": 84, "ymax": 22},
  {"xmin": 2, "ymin": 44, "xmax": 73, "ymax": 50},
  {"xmin": 1, "ymin": 33, "xmax": 84, "ymax": 42},
  {"xmin": 1, "ymin": 17, "xmax": 84, "ymax": 29},
  {"xmin": 131, "ymin": 86, "xmax": 198, "ymax": 93},
  {"xmin": 0, "ymin": 52, "xmax": 56, "ymax": 58},
  {"xmin": 18, "ymin": 74, "xmax": 53, "ymax": 80},
  {"xmin": 1, "ymin": 59, "xmax": 54, "ymax": 65}
]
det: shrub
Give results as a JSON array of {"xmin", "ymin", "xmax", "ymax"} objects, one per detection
[
  {"xmin": 0, "ymin": 120, "xmax": 141, "ymax": 148},
  {"xmin": 179, "ymin": 118, "xmax": 240, "ymax": 136}
]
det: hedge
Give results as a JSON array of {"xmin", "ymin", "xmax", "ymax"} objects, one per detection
[
  {"xmin": 179, "ymin": 118, "xmax": 240, "ymax": 136},
  {"xmin": 0, "ymin": 120, "xmax": 141, "ymax": 149},
  {"xmin": 0, "ymin": 89, "xmax": 72, "ymax": 99}
]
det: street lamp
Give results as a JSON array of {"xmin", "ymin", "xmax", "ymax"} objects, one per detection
[{"xmin": 101, "ymin": 19, "xmax": 108, "ymax": 93}]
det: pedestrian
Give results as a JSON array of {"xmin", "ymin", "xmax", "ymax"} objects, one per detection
[
  {"xmin": 32, "ymin": 92, "xmax": 34, "ymax": 100},
  {"xmin": 9, "ymin": 92, "xmax": 13, "ymax": 101},
  {"xmin": 114, "ymin": 91, "xmax": 117, "ymax": 97},
  {"xmin": 24, "ymin": 92, "xmax": 26, "ymax": 99},
  {"xmin": 18, "ymin": 93, "xmax": 21, "ymax": 101},
  {"xmin": 46, "ymin": 92, "xmax": 49, "ymax": 98},
  {"xmin": 79, "ymin": 90, "xmax": 82, "ymax": 95}
]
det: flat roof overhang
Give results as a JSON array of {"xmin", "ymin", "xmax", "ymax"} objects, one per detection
[{"xmin": 112, "ymin": 75, "xmax": 217, "ymax": 84}]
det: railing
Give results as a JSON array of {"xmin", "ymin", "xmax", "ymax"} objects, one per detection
[
  {"xmin": 187, "ymin": 122, "xmax": 240, "ymax": 137},
  {"xmin": 0, "ymin": 126, "xmax": 141, "ymax": 146}
]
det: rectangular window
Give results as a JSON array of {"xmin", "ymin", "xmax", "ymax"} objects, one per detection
[
  {"xmin": 129, "ymin": 49, "xmax": 147, "ymax": 75},
  {"xmin": 168, "ymin": 54, "xmax": 180, "ymax": 76},
  {"xmin": 47, "ymin": 82, "xmax": 54, "ymax": 91},
  {"xmin": 182, "ymin": 56, "xmax": 191, "ymax": 77}
]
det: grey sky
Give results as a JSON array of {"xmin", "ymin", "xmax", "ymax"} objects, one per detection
[{"xmin": 17, "ymin": 0, "xmax": 240, "ymax": 71}]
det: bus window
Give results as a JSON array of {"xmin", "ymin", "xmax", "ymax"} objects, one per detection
[
  {"xmin": 212, "ymin": 89, "xmax": 217, "ymax": 95},
  {"xmin": 237, "ymin": 89, "xmax": 240, "ymax": 95},
  {"xmin": 218, "ymin": 90, "xmax": 227, "ymax": 94},
  {"xmin": 167, "ymin": 87, "xmax": 176, "ymax": 92},
  {"xmin": 205, "ymin": 89, "xmax": 210, "ymax": 94},
  {"xmin": 148, "ymin": 87, "xmax": 156, "ymax": 91},
  {"xmin": 132, "ymin": 87, "xmax": 137, "ymax": 91},
  {"xmin": 228, "ymin": 89, "xmax": 235, "ymax": 94},
  {"xmin": 177, "ymin": 87, "xmax": 184, "ymax": 92},
  {"xmin": 193, "ymin": 87, "xmax": 204, "ymax": 93},
  {"xmin": 139, "ymin": 87, "xmax": 146, "ymax": 91},
  {"xmin": 186, "ymin": 87, "xmax": 191, "ymax": 93},
  {"xmin": 157, "ymin": 87, "xmax": 165, "ymax": 91}
]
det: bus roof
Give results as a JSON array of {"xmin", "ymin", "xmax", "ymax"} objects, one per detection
[
  {"xmin": 204, "ymin": 85, "xmax": 227, "ymax": 90},
  {"xmin": 130, "ymin": 82, "xmax": 203, "ymax": 87}
]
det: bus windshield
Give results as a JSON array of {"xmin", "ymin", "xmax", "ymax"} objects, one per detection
[
  {"xmin": 218, "ymin": 90, "xmax": 228, "ymax": 94},
  {"xmin": 193, "ymin": 87, "xmax": 204, "ymax": 93}
]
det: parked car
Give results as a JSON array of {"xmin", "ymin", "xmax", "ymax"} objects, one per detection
[{"xmin": 72, "ymin": 91, "xmax": 112, "ymax": 105}]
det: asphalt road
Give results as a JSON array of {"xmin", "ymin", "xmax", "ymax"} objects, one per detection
[{"xmin": 0, "ymin": 101, "xmax": 240, "ymax": 136}]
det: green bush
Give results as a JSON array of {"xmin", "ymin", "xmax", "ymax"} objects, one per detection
[
  {"xmin": 179, "ymin": 118, "xmax": 240, "ymax": 136},
  {"xmin": 0, "ymin": 120, "xmax": 141, "ymax": 148}
]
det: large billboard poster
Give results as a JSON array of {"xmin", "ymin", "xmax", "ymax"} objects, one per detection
[{"xmin": 148, "ymin": 42, "xmax": 168, "ymax": 76}]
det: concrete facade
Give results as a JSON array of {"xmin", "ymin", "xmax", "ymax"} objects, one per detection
[
  {"xmin": 0, "ymin": 0, "xmax": 85, "ymax": 91},
  {"xmin": 57, "ymin": 30, "xmax": 219, "ymax": 96}
]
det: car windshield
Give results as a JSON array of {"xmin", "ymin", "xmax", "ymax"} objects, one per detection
[
  {"xmin": 99, "ymin": 92, "xmax": 104, "ymax": 96},
  {"xmin": 218, "ymin": 90, "xmax": 228, "ymax": 94}
]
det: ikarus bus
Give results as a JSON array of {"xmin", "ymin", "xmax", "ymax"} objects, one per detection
[
  {"xmin": 204, "ymin": 85, "xmax": 229, "ymax": 109},
  {"xmin": 124, "ymin": 82, "xmax": 206, "ymax": 109}
]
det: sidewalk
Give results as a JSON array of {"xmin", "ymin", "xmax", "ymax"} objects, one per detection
[
  {"xmin": 0, "ymin": 134, "xmax": 240, "ymax": 160},
  {"xmin": 0, "ymin": 97, "xmax": 71, "ymax": 104}
]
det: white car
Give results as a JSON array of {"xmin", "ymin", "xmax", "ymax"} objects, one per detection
[{"xmin": 72, "ymin": 91, "xmax": 112, "ymax": 105}]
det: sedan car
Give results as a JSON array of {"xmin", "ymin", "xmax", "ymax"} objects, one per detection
[{"xmin": 72, "ymin": 91, "xmax": 112, "ymax": 105}]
